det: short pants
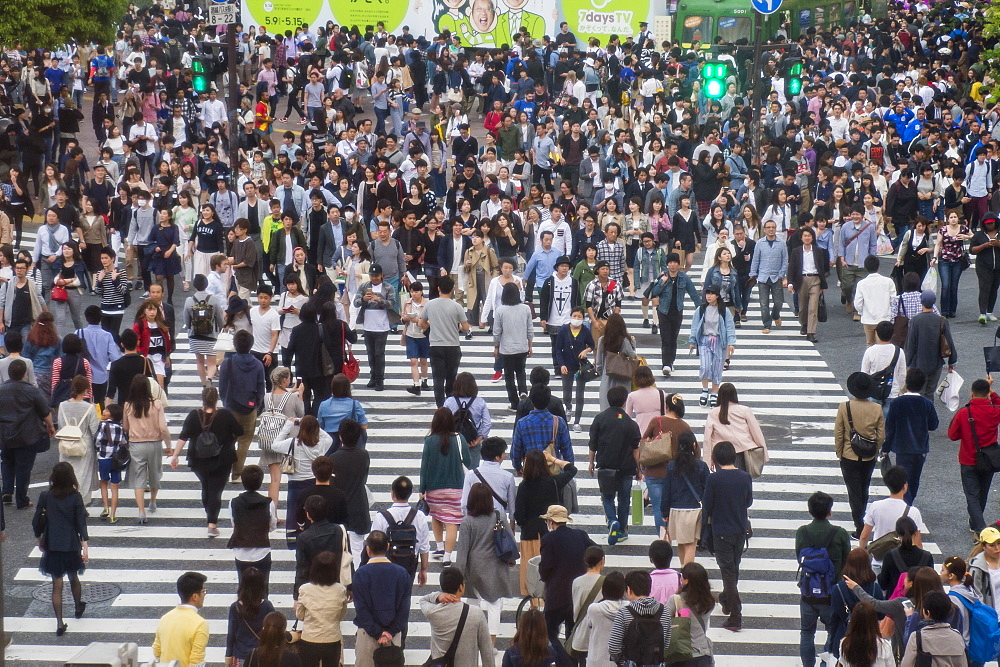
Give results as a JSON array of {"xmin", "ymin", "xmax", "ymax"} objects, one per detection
[
  {"xmin": 98, "ymin": 457, "xmax": 122, "ymax": 484},
  {"xmin": 405, "ymin": 335, "xmax": 429, "ymax": 359}
]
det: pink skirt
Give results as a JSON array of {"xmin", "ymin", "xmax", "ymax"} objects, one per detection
[{"xmin": 426, "ymin": 488, "xmax": 464, "ymax": 524}]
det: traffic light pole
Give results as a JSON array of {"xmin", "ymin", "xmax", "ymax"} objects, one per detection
[
  {"xmin": 748, "ymin": 10, "xmax": 766, "ymax": 168},
  {"xmin": 227, "ymin": 21, "xmax": 240, "ymax": 176}
]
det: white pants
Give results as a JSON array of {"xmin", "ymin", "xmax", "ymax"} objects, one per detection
[
  {"xmin": 475, "ymin": 596, "xmax": 503, "ymax": 635},
  {"xmin": 348, "ymin": 530, "xmax": 366, "ymax": 571}
]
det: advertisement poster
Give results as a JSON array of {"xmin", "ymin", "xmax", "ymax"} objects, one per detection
[{"xmin": 241, "ymin": 0, "xmax": 651, "ymax": 48}]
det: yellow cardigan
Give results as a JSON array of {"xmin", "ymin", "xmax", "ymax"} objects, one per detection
[{"xmin": 153, "ymin": 605, "xmax": 210, "ymax": 666}]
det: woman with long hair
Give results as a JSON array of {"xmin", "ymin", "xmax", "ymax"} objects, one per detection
[
  {"xmin": 295, "ymin": 550, "xmax": 349, "ymax": 667},
  {"xmin": 78, "ymin": 199, "xmax": 109, "ymax": 290},
  {"xmin": 442, "ymin": 372, "xmax": 490, "ymax": 466},
  {"xmin": 225, "ymin": 567, "xmax": 275, "ymax": 667},
  {"xmin": 123, "ymin": 374, "xmax": 170, "ymax": 525},
  {"xmin": 51, "ymin": 241, "xmax": 87, "ymax": 335},
  {"xmin": 665, "ymin": 562, "xmax": 716, "ymax": 665},
  {"xmin": 703, "ymin": 244, "xmax": 743, "ymax": 319},
  {"xmin": 828, "ymin": 547, "xmax": 884, "ymax": 661},
  {"xmin": 932, "ymin": 209, "xmax": 974, "ymax": 319},
  {"xmin": 837, "ymin": 601, "xmax": 894, "ymax": 666},
  {"xmin": 150, "ymin": 207, "xmax": 182, "ymax": 302},
  {"xmin": 246, "ymin": 611, "xmax": 301, "ymax": 666},
  {"xmin": 56, "ymin": 374, "xmax": 98, "ymax": 502},
  {"xmin": 32, "ymin": 461, "xmax": 88, "ymax": 635},
  {"xmin": 661, "ymin": 431, "xmax": 709, "ymax": 565},
  {"xmin": 502, "ymin": 608, "xmax": 573, "ymax": 666},
  {"xmin": 419, "ymin": 407, "xmax": 472, "ymax": 567},
  {"xmin": 170, "ymin": 386, "xmax": 244, "ymax": 537},
  {"xmin": 846, "ymin": 566, "xmax": 944, "ymax": 658},
  {"xmin": 877, "ymin": 516, "xmax": 934, "ymax": 594},
  {"xmin": 23, "ymin": 311, "xmax": 61, "ymax": 397},
  {"xmin": 595, "ymin": 312, "xmax": 636, "ymax": 411},
  {"xmin": 703, "ymin": 382, "xmax": 769, "ymax": 472},
  {"xmin": 688, "ymin": 286, "xmax": 737, "ymax": 407},
  {"xmin": 273, "ymin": 414, "xmax": 334, "ymax": 534},
  {"xmin": 258, "ymin": 366, "xmax": 304, "ymax": 508},
  {"xmin": 455, "ymin": 482, "xmax": 517, "ymax": 647},
  {"xmin": 132, "ymin": 298, "xmax": 173, "ymax": 387}
]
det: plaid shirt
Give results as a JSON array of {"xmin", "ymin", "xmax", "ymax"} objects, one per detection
[
  {"xmin": 584, "ymin": 278, "xmax": 624, "ymax": 319},
  {"xmin": 510, "ymin": 409, "xmax": 573, "ymax": 472},
  {"xmin": 596, "ymin": 239, "xmax": 626, "ymax": 281},
  {"xmin": 96, "ymin": 420, "xmax": 127, "ymax": 459}
]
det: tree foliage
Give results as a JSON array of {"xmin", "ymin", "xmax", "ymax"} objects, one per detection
[
  {"xmin": 0, "ymin": 0, "xmax": 129, "ymax": 48},
  {"xmin": 979, "ymin": 4, "xmax": 1000, "ymax": 104}
]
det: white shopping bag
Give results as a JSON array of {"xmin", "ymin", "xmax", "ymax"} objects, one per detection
[
  {"xmin": 938, "ymin": 370, "xmax": 963, "ymax": 411},
  {"xmin": 922, "ymin": 266, "xmax": 939, "ymax": 294}
]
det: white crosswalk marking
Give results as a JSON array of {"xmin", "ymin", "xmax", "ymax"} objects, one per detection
[{"xmin": 6, "ymin": 228, "xmax": 939, "ymax": 664}]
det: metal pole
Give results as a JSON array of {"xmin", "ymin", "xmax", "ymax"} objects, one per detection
[
  {"xmin": 227, "ymin": 19, "xmax": 240, "ymax": 174},
  {"xmin": 749, "ymin": 11, "xmax": 765, "ymax": 168}
]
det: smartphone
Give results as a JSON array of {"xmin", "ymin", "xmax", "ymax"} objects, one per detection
[{"xmin": 901, "ymin": 599, "xmax": 914, "ymax": 612}]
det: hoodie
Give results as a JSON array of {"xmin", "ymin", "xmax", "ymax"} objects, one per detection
[
  {"xmin": 607, "ymin": 597, "xmax": 671, "ymax": 664},
  {"xmin": 969, "ymin": 552, "xmax": 998, "ymax": 611},
  {"xmin": 900, "ymin": 622, "xmax": 967, "ymax": 667},
  {"xmin": 581, "ymin": 598, "xmax": 627, "ymax": 666},
  {"xmin": 219, "ymin": 353, "xmax": 265, "ymax": 415}
]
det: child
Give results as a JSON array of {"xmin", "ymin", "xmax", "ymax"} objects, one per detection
[
  {"xmin": 96, "ymin": 404, "xmax": 127, "ymax": 524},
  {"xmin": 400, "ymin": 281, "xmax": 430, "ymax": 396},
  {"xmin": 648, "ymin": 539, "xmax": 683, "ymax": 604}
]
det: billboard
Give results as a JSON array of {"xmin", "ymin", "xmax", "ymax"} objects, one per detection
[{"xmin": 241, "ymin": 0, "xmax": 654, "ymax": 48}]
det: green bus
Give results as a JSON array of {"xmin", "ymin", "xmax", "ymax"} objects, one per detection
[{"xmin": 672, "ymin": 0, "xmax": 888, "ymax": 49}]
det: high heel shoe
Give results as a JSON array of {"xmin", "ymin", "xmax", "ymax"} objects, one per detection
[
  {"xmin": 75, "ymin": 601, "xmax": 86, "ymax": 619},
  {"xmin": 56, "ymin": 623, "xmax": 67, "ymax": 636}
]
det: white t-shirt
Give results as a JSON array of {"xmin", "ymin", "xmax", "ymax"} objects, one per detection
[
  {"xmin": 249, "ymin": 306, "xmax": 281, "ymax": 354},
  {"xmin": 861, "ymin": 344, "xmax": 907, "ymax": 400},
  {"xmin": 549, "ymin": 274, "xmax": 574, "ymax": 327},
  {"xmin": 863, "ymin": 497, "xmax": 926, "ymax": 561},
  {"xmin": 363, "ymin": 282, "xmax": 390, "ymax": 333}
]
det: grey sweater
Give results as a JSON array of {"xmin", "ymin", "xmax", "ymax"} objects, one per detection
[
  {"xmin": 493, "ymin": 303, "xmax": 533, "ymax": 355},
  {"xmin": 419, "ymin": 594, "xmax": 494, "ymax": 667}
]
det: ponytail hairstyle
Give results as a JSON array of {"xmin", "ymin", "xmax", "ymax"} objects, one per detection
[
  {"xmin": 942, "ymin": 556, "xmax": 974, "ymax": 588},
  {"xmin": 674, "ymin": 430, "xmax": 699, "ymax": 478},
  {"xmin": 895, "ymin": 515, "xmax": 918, "ymax": 548}
]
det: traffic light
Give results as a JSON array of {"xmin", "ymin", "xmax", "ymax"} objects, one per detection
[
  {"xmin": 783, "ymin": 58, "xmax": 804, "ymax": 97},
  {"xmin": 701, "ymin": 61, "xmax": 729, "ymax": 99},
  {"xmin": 191, "ymin": 56, "xmax": 211, "ymax": 94}
]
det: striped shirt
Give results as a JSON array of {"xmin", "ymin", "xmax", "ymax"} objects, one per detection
[{"xmin": 97, "ymin": 271, "xmax": 129, "ymax": 314}]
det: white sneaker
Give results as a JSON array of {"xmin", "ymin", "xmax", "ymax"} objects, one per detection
[
  {"xmin": 573, "ymin": 422, "xmax": 582, "ymax": 432},
  {"xmin": 662, "ymin": 365, "xmax": 672, "ymax": 377}
]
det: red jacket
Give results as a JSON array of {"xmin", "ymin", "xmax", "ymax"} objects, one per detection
[
  {"xmin": 948, "ymin": 392, "xmax": 1000, "ymax": 466},
  {"xmin": 132, "ymin": 318, "xmax": 173, "ymax": 358}
]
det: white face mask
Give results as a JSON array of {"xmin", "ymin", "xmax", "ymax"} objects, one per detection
[
  {"xmin": 137, "ymin": 199, "xmax": 148, "ymax": 207},
  {"xmin": 345, "ymin": 211, "xmax": 355, "ymax": 220},
  {"xmin": 570, "ymin": 318, "xmax": 583, "ymax": 327}
]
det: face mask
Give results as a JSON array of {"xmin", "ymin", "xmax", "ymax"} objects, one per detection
[
  {"xmin": 44, "ymin": 108, "xmax": 51, "ymax": 113},
  {"xmin": 345, "ymin": 212, "xmax": 355, "ymax": 220},
  {"xmin": 570, "ymin": 318, "xmax": 583, "ymax": 327},
  {"xmin": 138, "ymin": 199, "xmax": 148, "ymax": 207}
]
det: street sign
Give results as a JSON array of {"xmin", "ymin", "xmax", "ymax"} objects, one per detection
[
  {"xmin": 208, "ymin": 2, "xmax": 237, "ymax": 25},
  {"xmin": 750, "ymin": 0, "xmax": 782, "ymax": 15}
]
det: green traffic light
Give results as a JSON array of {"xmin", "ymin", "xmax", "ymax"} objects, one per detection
[
  {"xmin": 704, "ymin": 79, "xmax": 725, "ymax": 98},
  {"xmin": 787, "ymin": 78, "xmax": 802, "ymax": 96}
]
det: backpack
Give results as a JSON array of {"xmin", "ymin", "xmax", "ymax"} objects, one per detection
[
  {"xmin": 190, "ymin": 298, "xmax": 215, "ymax": 337},
  {"xmin": 797, "ymin": 528, "xmax": 839, "ymax": 600},
  {"xmin": 380, "ymin": 508, "xmax": 419, "ymax": 575},
  {"xmin": 949, "ymin": 592, "xmax": 1000, "ymax": 663},
  {"xmin": 869, "ymin": 346, "xmax": 901, "ymax": 401},
  {"xmin": 95, "ymin": 57, "xmax": 111, "ymax": 79},
  {"xmin": 51, "ymin": 356, "xmax": 85, "ymax": 410},
  {"xmin": 255, "ymin": 392, "xmax": 292, "ymax": 454},
  {"xmin": 620, "ymin": 603, "xmax": 666, "ymax": 667},
  {"xmin": 194, "ymin": 410, "xmax": 221, "ymax": 458},
  {"xmin": 454, "ymin": 398, "xmax": 479, "ymax": 447},
  {"xmin": 56, "ymin": 417, "xmax": 88, "ymax": 458},
  {"xmin": 339, "ymin": 64, "xmax": 354, "ymax": 90}
]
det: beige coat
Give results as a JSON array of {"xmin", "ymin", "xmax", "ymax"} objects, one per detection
[
  {"xmin": 296, "ymin": 582, "xmax": 348, "ymax": 643},
  {"xmin": 703, "ymin": 402, "xmax": 769, "ymax": 465},
  {"xmin": 834, "ymin": 398, "xmax": 885, "ymax": 461},
  {"xmin": 463, "ymin": 245, "xmax": 498, "ymax": 306}
]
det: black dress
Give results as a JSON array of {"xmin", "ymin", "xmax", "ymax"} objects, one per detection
[{"xmin": 33, "ymin": 490, "xmax": 88, "ymax": 578}]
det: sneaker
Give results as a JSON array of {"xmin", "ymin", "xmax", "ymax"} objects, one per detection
[
  {"xmin": 421, "ymin": 379, "xmax": 430, "ymax": 389},
  {"xmin": 662, "ymin": 365, "xmax": 671, "ymax": 377},
  {"xmin": 608, "ymin": 520, "xmax": 620, "ymax": 546},
  {"xmin": 108, "ymin": 516, "xmax": 119, "ymax": 524},
  {"xmin": 278, "ymin": 117, "xmax": 288, "ymax": 122},
  {"xmin": 617, "ymin": 532, "xmax": 629, "ymax": 544},
  {"xmin": 642, "ymin": 318, "xmax": 650, "ymax": 328},
  {"xmin": 651, "ymin": 325, "xmax": 658, "ymax": 335},
  {"xmin": 100, "ymin": 509, "xmax": 110, "ymax": 520},
  {"xmin": 406, "ymin": 385, "xmax": 420, "ymax": 395},
  {"xmin": 699, "ymin": 390, "xmax": 709, "ymax": 407},
  {"xmin": 443, "ymin": 559, "xmax": 452, "ymax": 568},
  {"xmin": 141, "ymin": 291, "xmax": 150, "ymax": 300},
  {"xmin": 981, "ymin": 315, "xmax": 989, "ymax": 325},
  {"xmin": 989, "ymin": 314, "xmax": 999, "ymax": 322},
  {"xmin": 573, "ymin": 422, "xmax": 581, "ymax": 432},
  {"xmin": 431, "ymin": 549, "xmax": 444, "ymax": 560},
  {"xmin": 148, "ymin": 500, "xmax": 157, "ymax": 513},
  {"xmin": 207, "ymin": 526, "xmax": 220, "ymax": 538},
  {"xmin": 465, "ymin": 332, "xmax": 473, "ymax": 340},
  {"xmin": 491, "ymin": 370, "xmax": 503, "ymax": 382},
  {"xmin": 508, "ymin": 404, "xmax": 518, "ymax": 412}
]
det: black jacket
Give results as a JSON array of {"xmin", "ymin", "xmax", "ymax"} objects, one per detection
[
  {"xmin": 0, "ymin": 379, "xmax": 50, "ymax": 449},
  {"xmin": 731, "ymin": 238, "xmax": 756, "ymax": 275},
  {"xmin": 538, "ymin": 275, "xmax": 581, "ymax": 322},
  {"xmin": 538, "ymin": 524, "xmax": 597, "ymax": 609},
  {"xmin": 33, "ymin": 490, "xmax": 87, "ymax": 552},
  {"xmin": 437, "ymin": 234, "xmax": 472, "ymax": 275},
  {"xmin": 588, "ymin": 407, "xmax": 640, "ymax": 473},
  {"xmin": 513, "ymin": 465, "xmax": 577, "ymax": 541},
  {"xmin": 286, "ymin": 319, "xmax": 356, "ymax": 380},
  {"xmin": 228, "ymin": 490, "xmax": 272, "ymax": 549},
  {"xmin": 787, "ymin": 244, "xmax": 830, "ymax": 292},
  {"xmin": 294, "ymin": 518, "xmax": 346, "ymax": 597}
]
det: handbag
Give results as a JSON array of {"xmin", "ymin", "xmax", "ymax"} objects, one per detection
[
  {"xmin": 255, "ymin": 392, "xmax": 292, "ymax": 454},
  {"xmin": 639, "ymin": 392, "xmax": 674, "ymax": 467},
  {"xmin": 51, "ymin": 285, "xmax": 69, "ymax": 302},
  {"xmin": 281, "ymin": 437, "xmax": 297, "ymax": 475},
  {"xmin": 984, "ymin": 329, "xmax": 1000, "ymax": 373},
  {"xmin": 564, "ymin": 576, "xmax": 605, "ymax": 656},
  {"xmin": 215, "ymin": 329, "xmax": 235, "ymax": 353},
  {"xmin": 605, "ymin": 350, "xmax": 639, "ymax": 381},
  {"xmin": 938, "ymin": 316, "xmax": 952, "ymax": 358},
  {"xmin": 285, "ymin": 619, "xmax": 301, "ymax": 643},
  {"xmin": 446, "ymin": 88, "xmax": 462, "ymax": 103},
  {"xmin": 744, "ymin": 446, "xmax": 767, "ymax": 478},
  {"xmin": 817, "ymin": 293, "xmax": 828, "ymax": 323},
  {"xmin": 968, "ymin": 403, "xmax": 1000, "ymax": 473},
  {"xmin": 542, "ymin": 416, "xmax": 561, "ymax": 475},
  {"xmin": 846, "ymin": 402, "xmax": 879, "ymax": 459},
  {"xmin": 373, "ymin": 644, "xmax": 405, "ymax": 667},
  {"xmin": 866, "ymin": 505, "xmax": 910, "ymax": 560},
  {"xmin": 879, "ymin": 452, "xmax": 893, "ymax": 481},
  {"xmin": 341, "ymin": 322, "xmax": 360, "ymax": 381},
  {"xmin": 576, "ymin": 358, "xmax": 599, "ymax": 382},
  {"xmin": 491, "ymin": 510, "xmax": 519, "ymax": 565},
  {"xmin": 891, "ymin": 296, "xmax": 909, "ymax": 347},
  {"xmin": 663, "ymin": 594, "xmax": 705, "ymax": 664},
  {"xmin": 422, "ymin": 603, "xmax": 469, "ymax": 667}
]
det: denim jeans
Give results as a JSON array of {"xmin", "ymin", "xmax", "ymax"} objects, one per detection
[
  {"xmin": 894, "ymin": 452, "xmax": 927, "ymax": 503},
  {"xmin": 373, "ymin": 106, "xmax": 388, "ymax": 136},
  {"xmin": 645, "ymin": 475, "xmax": 666, "ymax": 531},
  {"xmin": 939, "ymin": 259, "xmax": 963, "ymax": 316},
  {"xmin": 600, "ymin": 470, "xmax": 632, "ymax": 530},
  {"xmin": 757, "ymin": 279, "xmax": 784, "ymax": 328},
  {"xmin": 1, "ymin": 444, "xmax": 38, "ymax": 507},
  {"xmin": 800, "ymin": 599, "xmax": 832, "ymax": 667},
  {"xmin": 715, "ymin": 532, "xmax": 745, "ymax": 624},
  {"xmin": 961, "ymin": 464, "xmax": 994, "ymax": 532}
]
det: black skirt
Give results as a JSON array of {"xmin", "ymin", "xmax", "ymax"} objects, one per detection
[{"xmin": 40, "ymin": 549, "xmax": 85, "ymax": 578}]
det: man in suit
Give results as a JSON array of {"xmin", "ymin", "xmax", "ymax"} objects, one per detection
[
  {"xmin": 578, "ymin": 146, "xmax": 607, "ymax": 202},
  {"xmin": 904, "ymin": 289, "xmax": 957, "ymax": 399},
  {"xmin": 787, "ymin": 227, "xmax": 829, "ymax": 343},
  {"xmin": 538, "ymin": 504, "xmax": 597, "ymax": 642},
  {"xmin": 293, "ymin": 495, "xmax": 353, "ymax": 599}
]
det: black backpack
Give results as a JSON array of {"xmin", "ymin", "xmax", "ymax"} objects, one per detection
[
  {"xmin": 339, "ymin": 64, "xmax": 354, "ymax": 90},
  {"xmin": 621, "ymin": 603, "xmax": 666, "ymax": 667},
  {"xmin": 380, "ymin": 508, "xmax": 418, "ymax": 575},
  {"xmin": 869, "ymin": 346, "xmax": 901, "ymax": 402},
  {"xmin": 194, "ymin": 411, "xmax": 221, "ymax": 458},
  {"xmin": 50, "ymin": 356, "xmax": 85, "ymax": 409},
  {"xmin": 454, "ymin": 399, "xmax": 479, "ymax": 446}
]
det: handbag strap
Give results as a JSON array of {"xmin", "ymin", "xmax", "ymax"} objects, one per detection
[
  {"xmin": 443, "ymin": 603, "xmax": 470, "ymax": 661},
  {"xmin": 845, "ymin": 401, "xmax": 858, "ymax": 432},
  {"xmin": 239, "ymin": 607, "xmax": 260, "ymax": 640},
  {"xmin": 681, "ymin": 473, "xmax": 702, "ymax": 507},
  {"xmin": 659, "ymin": 388, "xmax": 665, "ymax": 417},
  {"xmin": 341, "ymin": 321, "xmax": 350, "ymax": 357},
  {"xmin": 966, "ymin": 403, "xmax": 982, "ymax": 449},
  {"xmin": 549, "ymin": 416, "xmax": 559, "ymax": 446},
  {"xmin": 572, "ymin": 575, "xmax": 606, "ymax": 629},
  {"xmin": 287, "ymin": 436, "xmax": 296, "ymax": 457},
  {"xmin": 672, "ymin": 593, "xmax": 707, "ymax": 632},
  {"xmin": 474, "ymin": 468, "xmax": 508, "ymax": 509}
]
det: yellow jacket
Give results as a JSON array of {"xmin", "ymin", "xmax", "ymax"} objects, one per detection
[{"xmin": 153, "ymin": 605, "xmax": 209, "ymax": 666}]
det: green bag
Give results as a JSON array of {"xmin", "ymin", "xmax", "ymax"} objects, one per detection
[{"xmin": 663, "ymin": 594, "xmax": 703, "ymax": 664}]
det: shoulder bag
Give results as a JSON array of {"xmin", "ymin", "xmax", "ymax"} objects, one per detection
[
  {"xmin": 564, "ymin": 575, "xmax": 605, "ymax": 657},
  {"xmin": 969, "ymin": 403, "xmax": 1000, "ymax": 473},
  {"xmin": 542, "ymin": 416, "xmax": 561, "ymax": 475},
  {"xmin": 744, "ymin": 445, "xmax": 767, "ymax": 479},
  {"xmin": 866, "ymin": 505, "xmax": 910, "ymax": 560},
  {"xmin": 939, "ymin": 316, "xmax": 953, "ymax": 359},
  {"xmin": 215, "ymin": 329, "xmax": 235, "ymax": 353},
  {"xmin": 890, "ymin": 296, "xmax": 909, "ymax": 347},
  {"xmin": 984, "ymin": 329, "xmax": 1000, "ymax": 374},
  {"xmin": 341, "ymin": 322, "xmax": 360, "ymax": 382},
  {"xmin": 421, "ymin": 603, "xmax": 469, "ymax": 667},
  {"xmin": 491, "ymin": 510, "xmax": 519, "ymax": 565},
  {"xmin": 662, "ymin": 593, "xmax": 707, "ymax": 664},
  {"xmin": 255, "ymin": 392, "xmax": 292, "ymax": 455},
  {"xmin": 639, "ymin": 391, "xmax": 673, "ymax": 467},
  {"xmin": 605, "ymin": 348, "xmax": 639, "ymax": 382},
  {"xmin": 281, "ymin": 437, "xmax": 297, "ymax": 475},
  {"xmin": 846, "ymin": 402, "xmax": 879, "ymax": 459}
]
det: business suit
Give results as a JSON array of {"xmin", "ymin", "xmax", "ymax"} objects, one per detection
[
  {"xmin": 787, "ymin": 243, "xmax": 829, "ymax": 337},
  {"xmin": 578, "ymin": 154, "xmax": 608, "ymax": 200},
  {"xmin": 438, "ymin": 234, "xmax": 472, "ymax": 305},
  {"xmin": 538, "ymin": 523, "xmax": 596, "ymax": 641}
]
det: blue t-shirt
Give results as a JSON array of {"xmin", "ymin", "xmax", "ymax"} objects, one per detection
[{"xmin": 316, "ymin": 397, "xmax": 368, "ymax": 434}]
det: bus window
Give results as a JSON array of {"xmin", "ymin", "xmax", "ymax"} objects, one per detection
[
  {"xmin": 844, "ymin": 1, "xmax": 856, "ymax": 19},
  {"xmin": 717, "ymin": 16, "xmax": 752, "ymax": 43},
  {"xmin": 681, "ymin": 15, "xmax": 712, "ymax": 47},
  {"xmin": 798, "ymin": 9, "xmax": 811, "ymax": 27}
]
